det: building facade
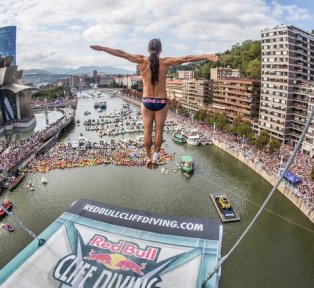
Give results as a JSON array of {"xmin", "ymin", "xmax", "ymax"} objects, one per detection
[
  {"xmin": 0, "ymin": 55, "xmax": 34, "ymax": 134},
  {"xmin": 178, "ymin": 70, "xmax": 194, "ymax": 80},
  {"xmin": 181, "ymin": 79, "xmax": 211, "ymax": 112},
  {"xmin": 259, "ymin": 25, "xmax": 314, "ymax": 144},
  {"xmin": 210, "ymin": 67, "xmax": 244, "ymax": 80},
  {"xmin": 212, "ymin": 78, "xmax": 261, "ymax": 122},
  {"xmin": 298, "ymin": 83, "xmax": 314, "ymax": 157},
  {"xmin": 166, "ymin": 79, "xmax": 183, "ymax": 101},
  {"xmin": 0, "ymin": 26, "xmax": 16, "ymax": 66}
]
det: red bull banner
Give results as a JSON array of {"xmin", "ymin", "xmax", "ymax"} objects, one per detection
[{"xmin": 0, "ymin": 199, "xmax": 222, "ymax": 287}]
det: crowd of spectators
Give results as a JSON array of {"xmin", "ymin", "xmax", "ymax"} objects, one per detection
[
  {"xmin": 0, "ymin": 109, "xmax": 75, "ymax": 174},
  {"xmin": 168, "ymin": 110, "xmax": 314, "ymax": 210}
]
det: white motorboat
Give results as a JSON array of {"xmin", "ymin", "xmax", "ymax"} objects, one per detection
[
  {"xmin": 187, "ymin": 135, "xmax": 200, "ymax": 145},
  {"xmin": 41, "ymin": 177, "xmax": 48, "ymax": 184}
]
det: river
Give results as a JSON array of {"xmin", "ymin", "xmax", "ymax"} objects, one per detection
[{"xmin": 0, "ymin": 91, "xmax": 313, "ymax": 288}]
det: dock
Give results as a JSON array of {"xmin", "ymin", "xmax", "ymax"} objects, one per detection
[{"xmin": 209, "ymin": 193, "xmax": 240, "ymax": 223}]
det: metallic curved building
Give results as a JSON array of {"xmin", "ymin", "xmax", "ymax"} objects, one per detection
[
  {"xmin": 0, "ymin": 55, "xmax": 35, "ymax": 134},
  {"xmin": 0, "ymin": 26, "xmax": 16, "ymax": 66}
]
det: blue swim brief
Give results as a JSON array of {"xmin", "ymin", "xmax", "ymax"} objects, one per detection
[{"xmin": 142, "ymin": 97, "xmax": 168, "ymax": 111}]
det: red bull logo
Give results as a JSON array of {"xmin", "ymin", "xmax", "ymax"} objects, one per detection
[
  {"xmin": 85, "ymin": 249, "xmax": 147, "ymax": 276},
  {"xmin": 83, "ymin": 249, "xmax": 112, "ymax": 265},
  {"xmin": 89, "ymin": 235, "xmax": 159, "ymax": 261}
]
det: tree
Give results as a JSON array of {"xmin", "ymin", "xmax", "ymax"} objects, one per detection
[
  {"xmin": 246, "ymin": 59, "xmax": 261, "ymax": 79},
  {"xmin": 311, "ymin": 168, "xmax": 314, "ymax": 180},
  {"xmin": 256, "ymin": 130, "xmax": 270, "ymax": 148},
  {"xmin": 268, "ymin": 138, "xmax": 281, "ymax": 154}
]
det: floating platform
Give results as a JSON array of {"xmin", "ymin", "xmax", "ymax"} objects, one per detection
[
  {"xmin": 209, "ymin": 194, "xmax": 240, "ymax": 223},
  {"xmin": 0, "ymin": 199, "xmax": 222, "ymax": 288}
]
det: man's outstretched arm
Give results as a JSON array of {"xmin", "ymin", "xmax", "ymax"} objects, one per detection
[
  {"xmin": 163, "ymin": 54, "xmax": 218, "ymax": 66},
  {"xmin": 90, "ymin": 45, "xmax": 145, "ymax": 64}
]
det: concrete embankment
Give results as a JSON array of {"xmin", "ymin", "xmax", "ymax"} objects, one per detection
[
  {"xmin": 119, "ymin": 94, "xmax": 314, "ymax": 223},
  {"xmin": 213, "ymin": 139, "xmax": 314, "ymax": 224}
]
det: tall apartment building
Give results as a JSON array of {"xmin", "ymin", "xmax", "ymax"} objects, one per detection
[
  {"xmin": 0, "ymin": 26, "xmax": 16, "ymax": 66},
  {"xmin": 181, "ymin": 79, "xmax": 211, "ymax": 112},
  {"xmin": 166, "ymin": 79, "xmax": 183, "ymax": 101},
  {"xmin": 212, "ymin": 78, "xmax": 261, "ymax": 122},
  {"xmin": 259, "ymin": 25, "xmax": 314, "ymax": 144},
  {"xmin": 298, "ymin": 83, "xmax": 314, "ymax": 157}
]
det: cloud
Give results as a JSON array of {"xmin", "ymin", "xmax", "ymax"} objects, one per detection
[{"xmin": 0, "ymin": 0, "xmax": 311, "ymax": 70}]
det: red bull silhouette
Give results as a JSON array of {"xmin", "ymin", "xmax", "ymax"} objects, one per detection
[
  {"xmin": 83, "ymin": 249, "xmax": 112, "ymax": 265},
  {"xmin": 115, "ymin": 259, "xmax": 146, "ymax": 276}
]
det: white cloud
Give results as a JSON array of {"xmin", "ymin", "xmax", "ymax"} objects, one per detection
[{"xmin": 0, "ymin": 0, "xmax": 312, "ymax": 70}]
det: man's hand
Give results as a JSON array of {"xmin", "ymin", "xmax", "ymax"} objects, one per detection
[
  {"xmin": 207, "ymin": 54, "xmax": 219, "ymax": 62},
  {"xmin": 90, "ymin": 45, "xmax": 103, "ymax": 51}
]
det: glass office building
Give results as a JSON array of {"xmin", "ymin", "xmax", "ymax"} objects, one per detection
[{"xmin": 0, "ymin": 26, "xmax": 16, "ymax": 65}]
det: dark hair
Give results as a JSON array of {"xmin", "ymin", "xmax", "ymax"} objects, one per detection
[{"xmin": 148, "ymin": 39, "xmax": 162, "ymax": 85}]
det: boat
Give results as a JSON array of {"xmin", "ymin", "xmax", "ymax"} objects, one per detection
[
  {"xmin": 94, "ymin": 102, "xmax": 99, "ymax": 109},
  {"xmin": 187, "ymin": 135, "xmax": 200, "ymax": 145},
  {"xmin": 161, "ymin": 167, "xmax": 168, "ymax": 175},
  {"xmin": 99, "ymin": 101, "xmax": 107, "ymax": 110},
  {"xmin": 172, "ymin": 132, "xmax": 187, "ymax": 144},
  {"xmin": 41, "ymin": 177, "xmax": 48, "ymax": 184},
  {"xmin": 8, "ymin": 173, "xmax": 25, "ymax": 191},
  {"xmin": 1, "ymin": 223, "xmax": 14, "ymax": 232},
  {"xmin": 209, "ymin": 193, "xmax": 240, "ymax": 223},
  {"xmin": 27, "ymin": 182, "xmax": 34, "ymax": 191},
  {"xmin": 179, "ymin": 155, "xmax": 194, "ymax": 174},
  {"xmin": 0, "ymin": 197, "xmax": 13, "ymax": 217},
  {"xmin": 84, "ymin": 111, "xmax": 91, "ymax": 115}
]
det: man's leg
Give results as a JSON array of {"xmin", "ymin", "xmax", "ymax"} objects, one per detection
[
  {"xmin": 141, "ymin": 103, "xmax": 155, "ymax": 165},
  {"xmin": 153, "ymin": 104, "xmax": 168, "ymax": 163}
]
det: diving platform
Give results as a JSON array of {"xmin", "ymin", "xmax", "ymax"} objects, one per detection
[
  {"xmin": 0, "ymin": 199, "xmax": 222, "ymax": 288},
  {"xmin": 209, "ymin": 194, "xmax": 240, "ymax": 223}
]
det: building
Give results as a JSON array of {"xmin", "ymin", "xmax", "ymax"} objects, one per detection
[
  {"xmin": 212, "ymin": 78, "xmax": 261, "ymax": 122},
  {"xmin": 69, "ymin": 75, "xmax": 80, "ymax": 88},
  {"xmin": 259, "ymin": 25, "xmax": 314, "ymax": 144},
  {"xmin": 210, "ymin": 67, "xmax": 244, "ymax": 80},
  {"xmin": 0, "ymin": 26, "xmax": 16, "ymax": 66},
  {"xmin": 0, "ymin": 55, "xmax": 35, "ymax": 134},
  {"xmin": 178, "ymin": 70, "xmax": 194, "ymax": 80},
  {"xmin": 166, "ymin": 79, "xmax": 183, "ymax": 101},
  {"xmin": 181, "ymin": 79, "xmax": 211, "ymax": 112},
  {"xmin": 297, "ymin": 83, "xmax": 314, "ymax": 157},
  {"xmin": 115, "ymin": 75, "xmax": 143, "ymax": 90}
]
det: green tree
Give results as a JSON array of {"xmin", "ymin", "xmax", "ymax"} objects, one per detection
[
  {"xmin": 256, "ymin": 130, "xmax": 270, "ymax": 148},
  {"xmin": 268, "ymin": 138, "xmax": 281, "ymax": 154},
  {"xmin": 246, "ymin": 59, "xmax": 261, "ymax": 79}
]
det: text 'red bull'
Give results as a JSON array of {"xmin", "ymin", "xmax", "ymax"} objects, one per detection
[{"xmin": 89, "ymin": 235, "xmax": 159, "ymax": 261}]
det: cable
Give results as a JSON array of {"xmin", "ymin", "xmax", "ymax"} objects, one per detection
[
  {"xmin": 0, "ymin": 204, "xmax": 45, "ymax": 247},
  {"xmin": 201, "ymin": 104, "xmax": 314, "ymax": 287}
]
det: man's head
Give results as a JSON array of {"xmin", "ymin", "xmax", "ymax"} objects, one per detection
[{"xmin": 148, "ymin": 39, "xmax": 162, "ymax": 54}]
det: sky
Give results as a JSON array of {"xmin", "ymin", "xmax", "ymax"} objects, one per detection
[{"xmin": 1, "ymin": 0, "xmax": 313, "ymax": 71}]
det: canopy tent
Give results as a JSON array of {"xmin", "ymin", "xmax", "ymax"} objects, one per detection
[{"xmin": 283, "ymin": 171, "xmax": 302, "ymax": 185}]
